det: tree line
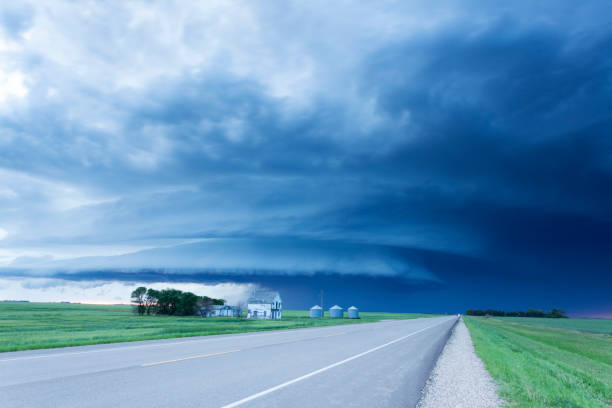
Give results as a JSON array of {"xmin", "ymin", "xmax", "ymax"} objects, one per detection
[
  {"xmin": 465, "ymin": 308, "xmax": 567, "ymax": 318},
  {"xmin": 130, "ymin": 287, "xmax": 225, "ymax": 316}
]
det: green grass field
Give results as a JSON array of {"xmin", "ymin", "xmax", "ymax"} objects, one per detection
[
  {"xmin": 497, "ymin": 316, "xmax": 612, "ymax": 334},
  {"xmin": 464, "ymin": 316, "xmax": 612, "ymax": 408},
  {"xmin": 0, "ymin": 302, "xmax": 435, "ymax": 352}
]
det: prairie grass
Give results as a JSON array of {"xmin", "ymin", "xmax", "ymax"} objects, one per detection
[
  {"xmin": 464, "ymin": 316, "xmax": 612, "ymax": 408},
  {"xmin": 0, "ymin": 302, "xmax": 434, "ymax": 352},
  {"xmin": 497, "ymin": 316, "xmax": 612, "ymax": 334}
]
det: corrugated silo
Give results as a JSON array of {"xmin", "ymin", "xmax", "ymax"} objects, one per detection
[
  {"xmin": 329, "ymin": 305, "xmax": 344, "ymax": 318},
  {"xmin": 347, "ymin": 306, "xmax": 359, "ymax": 319},
  {"xmin": 310, "ymin": 305, "xmax": 323, "ymax": 318}
]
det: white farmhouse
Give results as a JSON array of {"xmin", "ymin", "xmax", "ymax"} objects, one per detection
[{"xmin": 247, "ymin": 290, "xmax": 282, "ymax": 320}]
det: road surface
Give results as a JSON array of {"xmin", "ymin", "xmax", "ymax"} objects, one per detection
[{"xmin": 1, "ymin": 316, "xmax": 457, "ymax": 407}]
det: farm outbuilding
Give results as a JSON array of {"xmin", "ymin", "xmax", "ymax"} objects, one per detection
[
  {"xmin": 310, "ymin": 305, "xmax": 323, "ymax": 318},
  {"xmin": 348, "ymin": 306, "xmax": 359, "ymax": 319},
  {"xmin": 329, "ymin": 305, "xmax": 344, "ymax": 318},
  {"xmin": 247, "ymin": 290, "xmax": 282, "ymax": 320},
  {"xmin": 200, "ymin": 305, "xmax": 240, "ymax": 317}
]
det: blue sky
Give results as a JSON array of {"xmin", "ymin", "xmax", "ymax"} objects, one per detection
[{"xmin": 0, "ymin": 1, "xmax": 611, "ymax": 316}]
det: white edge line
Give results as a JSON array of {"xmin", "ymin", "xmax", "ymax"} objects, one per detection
[
  {"xmin": 219, "ymin": 318, "xmax": 454, "ymax": 408},
  {"xmin": 0, "ymin": 318, "xmax": 430, "ymax": 362}
]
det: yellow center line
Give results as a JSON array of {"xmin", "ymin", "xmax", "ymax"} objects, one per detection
[
  {"xmin": 321, "ymin": 332, "xmax": 346, "ymax": 338},
  {"xmin": 142, "ymin": 332, "xmax": 346, "ymax": 367},
  {"xmin": 141, "ymin": 349, "xmax": 241, "ymax": 367}
]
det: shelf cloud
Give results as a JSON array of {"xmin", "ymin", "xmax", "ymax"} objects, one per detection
[{"xmin": 0, "ymin": 1, "xmax": 611, "ymax": 315}]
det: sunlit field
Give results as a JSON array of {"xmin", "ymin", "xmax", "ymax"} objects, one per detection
[
  {"xmin": 497, "ymin": 316, "xmax": 612, "ymax": 334},
  {"xmin": 0, "ymin": 302, "xmax": 436, "ymax": 352},
  {"xmin": 465, "ymin": 316, "xmax": 612, "ymax": 408}
]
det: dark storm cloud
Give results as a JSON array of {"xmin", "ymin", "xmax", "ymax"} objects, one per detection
[
  {"xmin": 362, "ymin": 19, "xmax": 612, "ymax": 194},
  {"xmin": 5, "ymin": 239, "xmax": 436, "ymax": 282},
  {"xmin": 351, "ymin": 18, "xmax": 612, "ymax": 259},
  {"xmin": 1, "ymin": 1, "xmax": 611, "ymax": 314}
]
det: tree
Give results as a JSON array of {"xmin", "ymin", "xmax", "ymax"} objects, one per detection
[
  {"xmin": 527, "ymin": 308, "xmax": 545, "ymax": 317},
  {"xmin": 176, "ymin": 292, "xmax": 199, "ymax": 316},
  {"xmin": 466, "ymin": 307, "xmax": 568, "ymax": 318},
  {"xmin": 201, "ymin": 295, "xmax": 225, "ymax": 306},
  {"xmin": 156, "ymin": 289, "xmax": 182, "ymax": 315},
  {"xmin": 466, "ymin": 309, "xmax": 485, "ymax": 316},
  {"xmin": 198, "ymin": 297, "xmax": 215, "ymax": 317},
  {"xmin": 131, "ymin": 287, "xmax": 147, "ymax": 315},
  {"xmin": 131, "ymin": 287, "xmax": 226, "ymax": 317},
  {"xmin": 548, "ymin": 308, "xmax": 567, "ymax": 318},
  {"xmin": 145, "ymin": 288, "xmax": 159, "ymax": 315},
  {"xmin": 484, "ymin": 309, "xmax": 505, "ymax": 317},
  {"xmin": 505, "ymin": 311, "xmax": 521, "ymax": 317}
]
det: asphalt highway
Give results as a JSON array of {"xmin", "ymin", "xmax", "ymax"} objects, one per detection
[{"xmin": 0, "ymin": 315, "xmax": 457, "ymax": 408}]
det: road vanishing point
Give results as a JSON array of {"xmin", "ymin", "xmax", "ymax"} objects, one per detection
[{"xmin": 1, "ymin": 316, "xmax": 457, "ymax": 408}]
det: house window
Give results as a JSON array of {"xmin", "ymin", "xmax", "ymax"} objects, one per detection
[{"xmin": 264, "ymin": 310, "xmax": 267, "ymax": 317}]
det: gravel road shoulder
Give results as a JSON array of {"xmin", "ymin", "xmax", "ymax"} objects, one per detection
[{"xmin": 417, "ymin": 318, "xmax": 503, "ymax": 408}]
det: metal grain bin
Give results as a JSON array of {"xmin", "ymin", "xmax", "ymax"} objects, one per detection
[
  {"xmin": 347, "ymin": 306, "xmax": 359, "ymax": 319},
  {"xmin": 329, "ymin": 305, "xmax": 344, "ymax": 318},
  {"xmin": 310, "ymin": 305, "xmax": 323, "ymax": 318}
]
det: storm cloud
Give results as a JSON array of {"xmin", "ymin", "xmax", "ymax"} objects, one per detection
[{"xmin": 0, "ymin": 1, "xmax": 610, "ymax": 315}]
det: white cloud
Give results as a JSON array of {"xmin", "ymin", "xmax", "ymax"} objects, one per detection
[
  {"xmin": 0, "ymin": 168, "xmax": 115, "ymax": 212},
  {"xmin": 0, "ymin": 276, "xmax": 256, "ymax": 305},
  {"xmin": 0, "ymin": 69, "xmax": 28, "ymax": 104},
  {"xmin": 0, "ymin": 227, "xmax": 7, "ymax": 240},
  {"xmin": 0, "ymin": 188, "xmax": 17, "ymax": 198}
]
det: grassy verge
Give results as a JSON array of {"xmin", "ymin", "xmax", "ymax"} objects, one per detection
[
  {"xmin": 464, "ymin": 316, "xmax": 612, "ymax": 408},
  {"xmin": 0, "ymin": 302, "xmax": 435, "ymax": 352},
  {"xmin": 496, "ymin": 316, "xmax": 612, "ymax": 335}
]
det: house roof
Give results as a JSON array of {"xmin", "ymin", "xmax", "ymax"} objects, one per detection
[
  {"xmin": 200, "ymin": 305, "xmax": 238, "ymax": 311},
  {"xmin": 247, "ymin": 289, "xmax": 281, "ymax": 304}
]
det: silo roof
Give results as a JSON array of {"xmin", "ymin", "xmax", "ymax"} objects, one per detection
[
  {"xmin": 310, "ymin": 305, "xmax": 322, "ymax": 309},
  {"xmin": 348, "ymin": 306, "xmax": 358, "ymax": 310},
  {"xmin": 330, "ymin": 305, "xmax": 343, "ymax": 310}
]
